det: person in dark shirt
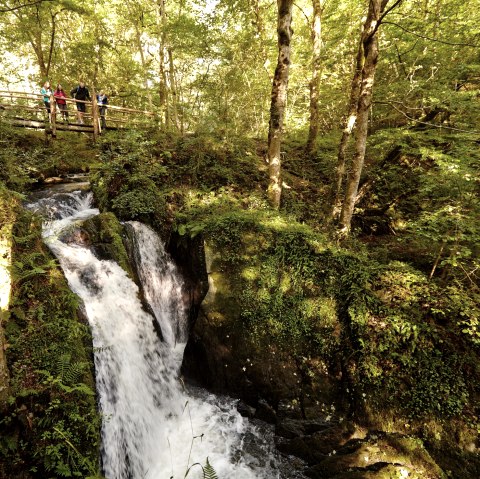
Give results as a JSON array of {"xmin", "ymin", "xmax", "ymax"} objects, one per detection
[{"xmin": 70, "ymin": 81, "xmax": 91, "ymax": 124}]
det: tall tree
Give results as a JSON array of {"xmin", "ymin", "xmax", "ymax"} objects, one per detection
[
  {"xmin": 306, "ymin": 0, "xmax": 324, "ymax": 154},
  {"xmin": 338, "ymin": 0, "xmax": 402, "ymax": 235},
  {"xmin": 331, "ymin": 33, "xmax": 364, "ymax": 219},
  {"xmin": 267, "ymin": 0, "xmax": 294, "ymax": 209}
]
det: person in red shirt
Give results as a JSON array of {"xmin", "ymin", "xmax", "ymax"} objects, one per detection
[{"xmin": 54, "ymin": 84, "xmax": 69, "ymax": 122}]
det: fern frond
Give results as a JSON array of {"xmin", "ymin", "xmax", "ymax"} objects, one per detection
[
  {"xmin": 203, "ymin": 458, "xmax": 218, "ymax": 479},
  {"xmin": 55, "ymin": 353, "xmax": 85, "ymax": 385},
  {"xmin": 56, "ymin": 353, "xmax": 72, "ymax": 381}
]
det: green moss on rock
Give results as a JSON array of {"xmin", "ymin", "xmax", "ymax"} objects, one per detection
[{"xmin": 81, "ymin": 212, "xmax": 133, "ymax": 277}]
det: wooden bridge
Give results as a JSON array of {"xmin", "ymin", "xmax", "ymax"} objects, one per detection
[{"xmin": 0, "ymin": 90, "xmax": 155, "ymax": 139}]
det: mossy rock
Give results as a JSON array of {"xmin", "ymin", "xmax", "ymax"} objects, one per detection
[
  {"xmin": 81, "ymin": 212, "xmax": 133, "ymax": 277},
  {"xmin": 305, "ymin": 433, "xmax": 445, "ymax": 479}
]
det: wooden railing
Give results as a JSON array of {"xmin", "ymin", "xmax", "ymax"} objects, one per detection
[{"xmin": 0, "ymin": 90, "xmax": 155, "ymax": 139}]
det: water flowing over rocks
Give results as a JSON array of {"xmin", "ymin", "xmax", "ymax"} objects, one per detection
[{"xmin": 27, "ymin": 186, "xmax": 286, "ymax": 479}]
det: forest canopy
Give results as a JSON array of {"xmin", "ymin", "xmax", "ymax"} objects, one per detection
[{"xmin": 0, "ymin": 0, "xmax": 478, "ymax": 134}]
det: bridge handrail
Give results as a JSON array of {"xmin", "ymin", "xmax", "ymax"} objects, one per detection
[{"xmin": 0, "ymin": 90, "xmax": 155, "ymax": 116}]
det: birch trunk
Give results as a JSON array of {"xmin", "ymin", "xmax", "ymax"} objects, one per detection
[
  {"xmin": 331, "ymin": 35, "xmax": 364, "ymax": 219},
  {"xmin": 338, "ymin": 0, "xmax": 389, "ymax": 234},
  {"xmin": 267, "ymin": 0, "xmax": 294, "ymax": 210},
  {"xmin": 306, "ymin": 0, "xmax": 323, "ymax": 154}
]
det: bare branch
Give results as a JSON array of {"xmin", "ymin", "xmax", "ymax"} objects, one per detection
[
  {"xmin": 0, "ymin": 0, "xmax": 55, "ymax": 13},
  {"xmin": 378, "ymin": 0, "xmax": 404, "ymax": 25},
  {"xmin": 382, "ymin": 21, "xmax": 479, "ymax": 47},
  {"xmin": 375, "ymin": 100, "xmax": 480, "ymax": 134}
]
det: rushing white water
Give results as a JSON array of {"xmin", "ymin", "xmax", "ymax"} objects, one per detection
[{"xmin": 29, "ymin": 188, "xmax": 281, "ymax": 479}]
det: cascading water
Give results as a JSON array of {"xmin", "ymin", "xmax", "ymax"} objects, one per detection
[{"xmin": 27, "ymin": 187, "xmax": 283, "ymax": 479}]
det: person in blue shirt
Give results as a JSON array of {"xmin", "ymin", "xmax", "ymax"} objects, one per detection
[
  {"xmin": 40, "ymin": 81, "xmax": 52, "ymax": 116},
  {"xmin": 97, "ymin": 91, "xmax": 108, "ymax": 129}
]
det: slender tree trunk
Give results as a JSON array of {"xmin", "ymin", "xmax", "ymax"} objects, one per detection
[
  {"xmin": 46, "ymin": 12, "xmax": 56, "ymax": 79},
  {"xmin": 157, "ymin": 0, "xmax": 169, "ymax": 126},
  {"xmin": 306, "ymin": 0, "xmax": 323, "ymax": 154},
  {"xmin": 331, "ymin": 35, "xmax": 364, "ymax": 219},
  {"xmin": 168, "ymin": 47, "xmax": 181, "ymax": 131},
  {"xmin": 338, "ymin": 0, "xmax": 390, "ymax": 235},
  {"xmin": 29, "ymin": 30, "xmax": 47, "ymax": 79},
  {"xmin": 134, "ymin": 24, "xmax": 153, "ymax": 111},
  {"xmin": 267, "ymin": 0, "xmax": 294, "ymax": 210},
  {"xmin": 249, "ymin": 0, "xmax": 273, "ymax": 82}
]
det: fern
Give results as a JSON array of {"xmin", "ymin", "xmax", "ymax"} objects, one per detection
[
  {"xmin": 203, "ymin": 458, "xmax": 218, "ymax": 479},
  {"xmin": 55, "ymin": 353, "xmax": 85, "ymax": 385}
]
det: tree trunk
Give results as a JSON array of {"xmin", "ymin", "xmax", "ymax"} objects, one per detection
[
  {"xmin": 331, "ymin": 35, "xmax": 364, "ymax": 219},
  {"xmin": 135, "ymin": 24, "xmax": 153, "ymax": 111},
  {"xmin": 157, "ymin": 0, "xmax": 169, "ymax": 126},
  {"xmin": 167, "ymin": 47, "xmax": 181, "ymax": 131},
  {"xmin": 306, "ymin": 0, "xmax": 323, "ymax": 154},
  {"xmin": 267, "ymin": 0, "xmax": 294, "ymax": 210},
  {"xmin": 338, "ymin": 0, "xmax": 390, "ymax": 235},
  {"xmin": 29, "ymin": 30, "xmax": 47, "ymax": 79},
  {"xmin": 46, "ymin": 12, "xmax": 57, "ymax": 79}
]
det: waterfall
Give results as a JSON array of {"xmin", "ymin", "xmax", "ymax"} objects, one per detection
[{"xmin": 28, "ymin": 188, "xmax": 281, "ymax": 479}]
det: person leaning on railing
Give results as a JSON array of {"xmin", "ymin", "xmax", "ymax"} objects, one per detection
[
  {"xmin": 70, "ymin": 80, "xmax": 91, "ymax": 124},
  {"xmin": 40, "ymin": 81, "xmax": 52, "ymax": 116},
  {"xmin": 97, "ymin": 90, "xmax": 108, "ymax": 129},
  {"xmin": 54, "ymin": 84, "xmax": 69, "ymax": 123}
]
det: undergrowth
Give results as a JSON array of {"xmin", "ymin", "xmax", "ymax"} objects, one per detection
[{"xmin": 0, "ymin": 209, "xmax": 101, "ymax": 478}]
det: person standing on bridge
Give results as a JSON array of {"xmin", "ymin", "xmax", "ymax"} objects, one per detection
[
  {"xmin": 54, "ymin": 84, "xmax": 69, "ymax": 123},
  {"xmin": 96, "ymin": 90, "xmax": 108, "ymax": 129},
  {"xmin": 40, "ymin": 81, "xmax": 52, "ymax": 116},
  {"xmin": 70, "ymin": 81, "xmax": 91, "ymax": 124}
]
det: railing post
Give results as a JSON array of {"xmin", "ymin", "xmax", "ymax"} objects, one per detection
[
  {"xmin": 50, "ymin": 93, "xmax": 56, "ymax": 137},
  {"xmin": 92, "ymin": 89, "xmax": 99, "ymax": 141}
]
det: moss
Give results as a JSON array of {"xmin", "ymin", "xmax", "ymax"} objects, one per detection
[
  {"xmin": 82, "ymin": 212, "xmax": 133, "ymax": 277},
  {"xmin": 0, "ymin": 208, "xmax": 101, "ymax": 478}
]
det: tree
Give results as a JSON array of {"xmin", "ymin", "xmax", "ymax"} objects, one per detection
[
  {"xmin": 267, "ymin": 0, "xmax": 294, "ymax": 209},
  {"xmin": 337, "ymin": 0, "xmax": 402, "ymax": 235},
  {"xmin": 331, "ymin": 33, "xmax": 363, "ymax": 219},
  {"xmin": 306, "ymin": 0, "xmax": 324, "ymax": 154}
]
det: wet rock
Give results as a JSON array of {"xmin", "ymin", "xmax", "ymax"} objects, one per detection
[
  {"xmin": 254, "ymin": 398, "xmax": 277, "ymax": 424},
  {"xmin": 43, "ymin": 176, "xmax": 65, "ymax": 184},
  {"xmin": 276, "ymin": 435, "xmax": 329, "ymax": 466},
  {"xmin": 306, "ymin": 463, "xmax": 414, "ymax": 479},
  {"xmin": 276, "ymin": 423, "xmax": 357, "ymax": 465},
  {"xmin": 276, "ymin": 418, "xmax": 333, "ymax": 439},
  {"xmin": 237, "ymin": 400, "xmax": 256, "ymax": 418},
  {"xmin": 303, "ymin": 432, "xmax": 445, "ymax": 479},
  {"xmin": 59, "ymin": 227, "xmax": 91, "ymax": 245}
]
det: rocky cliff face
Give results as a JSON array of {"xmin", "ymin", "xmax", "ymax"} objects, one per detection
[
  {"xmin": 178, "ymin": 237, "xmax": 342, "ymax": 413},
  {"xmin": 172, "ymin": 229, "xmax": 479, "ymax": 479}
]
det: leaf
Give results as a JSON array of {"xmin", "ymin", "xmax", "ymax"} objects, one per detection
[{"xmin": 203, "ymin": 458, "xmax": 218, "ymax": 479}]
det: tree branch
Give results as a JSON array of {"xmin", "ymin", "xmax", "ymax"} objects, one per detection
[
  {"xmin": 0, "ymin": 0, "xmax": 54, "ymax": 13},
  {"xmin": 382, "ymin": 21, "xmax": 479, "ymax": 47},
  {"xmin": 374, "ymin": 100, "xmax": 480, "ymax": 133},
  {"xmin": 378, "ymin": 0, "xmax": 404, "ymax": 25}
]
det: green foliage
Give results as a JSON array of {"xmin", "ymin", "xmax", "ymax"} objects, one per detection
[
  {"xmin": 203, "ymin": 458, "xmax": 218, "ymax": 479},
  {"xmin": 91, "ymin": 130, "xmax": 168, "ymax": 227},
  {"xmin": 1, "ymin": 208, "xmax": 101, "ymax": 478},
  {"xmin": 177, "ymin": 194, "xmax": 478, "ymax": 424}
]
